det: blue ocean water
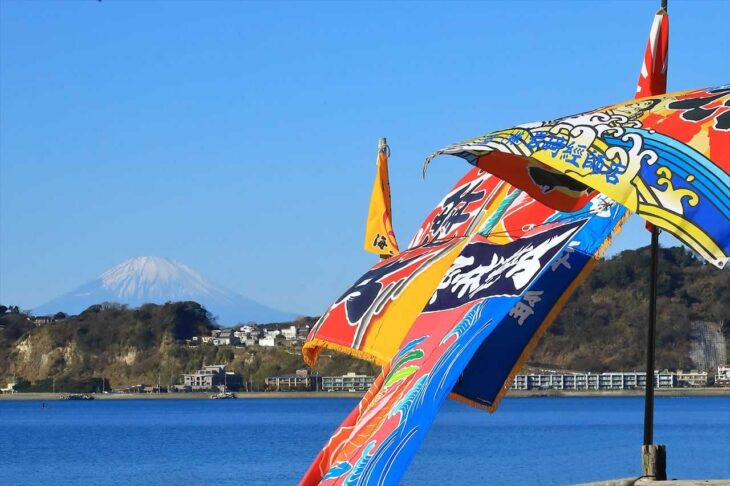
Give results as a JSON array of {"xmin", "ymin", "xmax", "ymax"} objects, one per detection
[{"xmin": 1, "ymin": 396, "xmax": 728, "ymax": 486}]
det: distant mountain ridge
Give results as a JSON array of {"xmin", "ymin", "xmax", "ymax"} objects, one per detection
[{"xmin": 34, "ymin": 256, "xmax": 296, "ymax": 324}]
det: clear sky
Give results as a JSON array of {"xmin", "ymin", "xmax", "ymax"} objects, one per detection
[{"xmin": 1, "ymin": 0, "xmax": 728, "ymax": 316}]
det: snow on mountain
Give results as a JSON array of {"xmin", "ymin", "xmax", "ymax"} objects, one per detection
[{"xmin": 34, "ymin": 256, "xmax": 296, "ymax": 324}]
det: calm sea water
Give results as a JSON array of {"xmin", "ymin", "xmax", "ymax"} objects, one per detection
[{"xmin": 1, "ymin": 396, "xmax": 728, "ymax": 486}]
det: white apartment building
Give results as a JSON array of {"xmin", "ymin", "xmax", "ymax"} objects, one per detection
[
  {"xmin": 511, "ymin": 370, "xmax": 678, "ymax": 391},
  {"xmin": 322, "ymin": 372, "xmax": 375, "ymax": 392}
]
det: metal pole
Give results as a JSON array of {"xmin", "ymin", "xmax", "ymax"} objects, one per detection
[{"xmin": 643, "ymin": 227, "xmax": 659, "ymax": 446}]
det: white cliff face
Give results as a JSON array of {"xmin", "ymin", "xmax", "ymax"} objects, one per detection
[{"xmin": 34, "ymin": 257, "xmax": 295, "ymax": 324}]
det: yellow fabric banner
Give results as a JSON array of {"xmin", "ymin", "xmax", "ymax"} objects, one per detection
[{"xmin": 364, "ymin": 138, "xmax": 399, "ymax": 257}]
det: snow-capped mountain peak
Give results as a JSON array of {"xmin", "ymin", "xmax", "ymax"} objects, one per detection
[
  {"xmin": 35, "ymin": 256, "xmax": 295, "ymax": 324},
  {"xmin": 100, "ymin": 257, "xmax": 220, "ymax": 300}
]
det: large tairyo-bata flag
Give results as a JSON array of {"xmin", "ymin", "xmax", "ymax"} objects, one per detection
[
  {"xmin": 427, "ymin": 87, "xmax": 729, "ymax": 269},
  {"xmin": 302, "ymin": 165, "xmax": 629, "ymax": 485}
]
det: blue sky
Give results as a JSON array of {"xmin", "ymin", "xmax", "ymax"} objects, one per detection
[{"xmin": 1, "ymin": 0, "xmax": 728, "ymax": 316}]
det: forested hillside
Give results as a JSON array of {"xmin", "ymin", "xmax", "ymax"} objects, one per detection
[
  {"xmin": 0, "ymin": 302, "xmax": 377, "ymax": 390},
  {"xmin": 533, "ymin": 246, "xmax": 728, "ymax": 371}
]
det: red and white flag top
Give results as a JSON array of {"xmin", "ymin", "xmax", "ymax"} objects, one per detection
[
  {"xmin": 636, "ymin": 6, "xmax": 669, "ymax": 98},
  {"xmin": 637, "ymin": 5, "xmax": 668, "ymax": 232}
]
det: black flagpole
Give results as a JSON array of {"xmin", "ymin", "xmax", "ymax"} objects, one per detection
[
  {"xmin": 642, "ymin": 226, "xmax": 666, "ymax": 480},
  {"xmin": 642, "ymin": 1, "xmax": 667, "ymax": 479},
  {"xmin": 643, "ymin": 226, "xmax": 659, "ymax": 448}
]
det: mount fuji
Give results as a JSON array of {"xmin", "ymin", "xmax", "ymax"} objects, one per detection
[{"xmin": 34, "ymin": 256, "xmax": 297, "ymax": 324}]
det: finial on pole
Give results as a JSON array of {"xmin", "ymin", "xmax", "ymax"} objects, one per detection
[{"xmin": 378, "ymin": 137, "xmax": 390, "ymax": 156}]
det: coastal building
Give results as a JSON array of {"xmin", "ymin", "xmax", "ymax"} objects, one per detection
[
  {"xmin": 510, "ymin": 370, "xmax": 678, "ymax": 391},
  {"xmin": 239, "ymin": 324, "xmax": 258, "ymax": 334},
  {"xmin": 297, "ymin": 325, "xmax": 311, "ymax": 340},
  {"xmin": 259, "ymin": 335, "xmax": 285, "ymax": 347},
  {"xmin": 562, "ymin": 373, "xmax": 600, "ymax": 390},
  {"xmin": 281, "ymin": 325, "xmax": 297, "ymax": 340},
  {"xmin": 715, "ymin": 365, "xmax": 730, "ymax": 387},
  {"xmin": 216, "ymin": 330, "xmax": 239, "ymax": 346},
  {"xmin": 243, "ymin": 336, "xmax": 258, "ymax": 347},
  {"xmin": 265, "ymin": 369, "xmax": 321, "ymax": 391},
  {"xmin": 655, "ymin": 370, "xmax": 676, "ymax": 388},
  {"xmin": 182, "ymin": 365, "xmax": 242, "ymax": 391},
  {"xmin": 676, "ymin": 370, "xmax": 708, "ymax": 387},
  {"xmin": 32, "ymin": 316, "xmax": 55, "ymax": 326},
  {"xmin": 259, "ymin": 336, "xmax": 275, "ymax": 346},
  {"xmin": 193, "ymin": 322, "xmax": 314, "ymax": 348},
  {"xmin": 197, "ymin": 329, "xmax": 242, "ymax": 346},
  {"xmin": 322, "ymin": 372, "xmax": 375, "ymax": 392}
]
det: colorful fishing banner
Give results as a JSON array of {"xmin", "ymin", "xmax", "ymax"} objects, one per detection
[
  {"xmin": 427, "ymin": 87, "xmax": 730, "ymax": 268},
  {"xmin": 302, "ymin": 86, "xmax": 730, "ymax": 483},
  {"xmin": 364, "ymin": 138, "xmax": 400, "ymax": 258},
  {"xmin": 305, "ymin": 168, "xmax": 525, "ymax": 366},
  {"xmin": 302, "ymin": 195, "xmax": 628, "ymax": 485}
]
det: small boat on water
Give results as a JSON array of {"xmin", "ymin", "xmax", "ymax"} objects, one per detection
[
  {"xmin": 210, "ymin": 370, "xmax": 236, "ymax": 399},
  {"xmin": 63, "ymin": 394, "xmax": 94, "ymax": 400}
]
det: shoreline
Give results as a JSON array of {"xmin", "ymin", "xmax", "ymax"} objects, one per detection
[
  {"xmin": 507, "ymin": 387, "xmax": 730, "ymax": 398},
  {"xmin": 1, "ymin": 387, "xmax": 728, "ymax": 401}
]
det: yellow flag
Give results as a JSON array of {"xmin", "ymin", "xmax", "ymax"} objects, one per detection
[{"xmin": 364, "ymin": 138, "xmax": 399, "ymax": 258}]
